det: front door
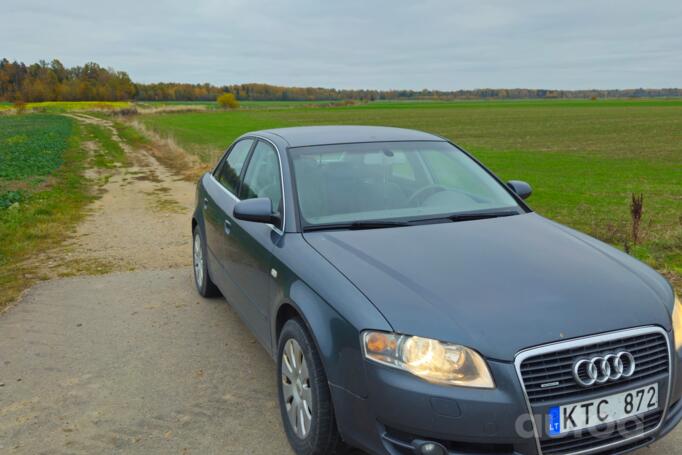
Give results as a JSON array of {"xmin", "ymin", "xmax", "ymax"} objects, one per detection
[
  {"xmin": 203, "ymin": 138, "xmax": 254, "ymax": 311},
  {"xmin": 219, "ymin": 140, "xmax": 284, "ymax": 348}
]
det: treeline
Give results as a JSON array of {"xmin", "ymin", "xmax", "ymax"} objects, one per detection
[
  {"xmin": 135, "ymin": 83, "xmax": 682, "ymax": 102},
  {"xmin": 0, "ymin": 59, "xmax": 135, "ymax": 102},
  {"xmin": 134, "ymin": 82, "xmax": 224, "ymax": 101},
  {"xmin": 2, "ymin": 59, "xmax": 682, "ymax": 103}
]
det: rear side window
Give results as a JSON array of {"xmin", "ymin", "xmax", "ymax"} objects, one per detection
[
  {"xmin": 240, "ymin": 141, "xmax": 283, "ymax": 216},
  {"xmin": 216, "ymin": 139, "xmax": 253, "ymax": 194}
]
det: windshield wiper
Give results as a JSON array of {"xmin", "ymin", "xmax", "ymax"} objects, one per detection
[
  {"xmin": 349, "ymin": 220, "xmax": 410, "ymax": 229},
  {"xmin": 304, "ymin": 220, "xmax": 410, "ymax": 232},
  {"xmin": 446, "ymin": 210, "xmax": 519, "ymax": 222},
  {"xmin": 304, "ymin": 211, "xmax": 520, "ymax": 232},
  {"xmin": 405, "ymin": 210, "xmax": 520, "ymax": 225}
]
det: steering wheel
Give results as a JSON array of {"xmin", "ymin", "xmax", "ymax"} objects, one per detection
[{"xmin": 407, "ymin": 184, "xmax": 448, "ymax": 206}]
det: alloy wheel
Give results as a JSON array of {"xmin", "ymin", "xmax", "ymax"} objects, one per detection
[
  {"xmin": 193, "ymin": 232, "xmax": 204, "ymax": 288},
  {"xmin": 281, "ymin": 338, "xmax": 313, "ymax": 439}
]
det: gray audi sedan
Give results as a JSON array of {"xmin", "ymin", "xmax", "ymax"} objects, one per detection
[{"xmin": 191, "ymin": 126, "xmax": 682, "ymax": 455}]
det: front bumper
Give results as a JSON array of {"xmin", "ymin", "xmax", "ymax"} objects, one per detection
[{"xmin": 330, "ymin": 348, "xmax": 682, "ymax": 455}]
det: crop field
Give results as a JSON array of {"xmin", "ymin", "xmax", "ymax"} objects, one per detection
[
  {"xmin": 139, "ymin": 99, "xmax": 682, "ymax": 283},
  {"xmin": 0, "ymin": 114, "xmax": 92, "ymax": 305},
  {"xmin": 0, "ymin": 114, "xmax": 72, "ymax": 192},
  {"xmin": 0, "ymin": 101, "xmax": 132, "ymax": 112}
]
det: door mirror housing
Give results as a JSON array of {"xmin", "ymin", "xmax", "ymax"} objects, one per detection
[
  {"xmin": 233, "ymin": 197, "xmax": 281, "ymax": 226},
  {"xmin": 507, "ymin": 180, "xmax": 532, "ymax": 200}
]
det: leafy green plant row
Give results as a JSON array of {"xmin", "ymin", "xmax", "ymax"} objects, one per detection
[{"xmin": 0, "ymin": 115, "xmax": 73, "ymax": 180}]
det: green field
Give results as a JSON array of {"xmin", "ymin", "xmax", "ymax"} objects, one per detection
[
  {"xmin": 0, "ymin": 114, "xmax": 92, "ymax": 305},
  {"xmin": 139, "ymin": 99, "xmax": 682, "ymax": 282},
  {"xmin": 134, "ymin": 99, "xmax": 354, "ymax": 110},
  {"xmin": 0, "ymin": 115, "xmax": 73, "ymax": 196}
]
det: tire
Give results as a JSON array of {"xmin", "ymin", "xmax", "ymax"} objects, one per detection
[
  {"xmin": 277, "ymin": 318, "xmax": 345, "ymax": 455},
  {"xmin": 193, "ymin": 226, "xmax": 220, "ymax": 298}
]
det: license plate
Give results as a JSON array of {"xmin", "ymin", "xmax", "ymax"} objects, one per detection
[{"xmin": 548, "ymin": 384, "xmax": 659, "ymax": 436}]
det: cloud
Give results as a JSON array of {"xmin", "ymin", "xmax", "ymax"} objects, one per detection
[{"xmin": 2, "ymin": 0, "xmax": 681, "ymax": 89}]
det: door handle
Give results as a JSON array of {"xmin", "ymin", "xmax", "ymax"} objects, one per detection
[
  {"xmin": 203, "ymin": 198, "xmax": 208, "ymax": 210},
  {"xmin": 224, "ymin": 219, "xmax": 232, "ymax": 235}
]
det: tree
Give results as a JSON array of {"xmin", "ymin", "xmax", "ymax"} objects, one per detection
[{"xmin": 217, "ymin": 92, "xmax": 239, "ymax": 109}]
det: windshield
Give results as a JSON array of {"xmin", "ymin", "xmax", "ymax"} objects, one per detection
[{"xmin": 289, "ymin": 141, "xmax": 522, "ymax": 228}]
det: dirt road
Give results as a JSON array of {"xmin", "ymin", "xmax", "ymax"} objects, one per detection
[
  {"xmin": 0, "ymin": 115, "xmax": 678, "ymax": 454},
  {"xmin": 0, "ymin": 269, "xmax": 290, "ymax": 454},
  {"xmin": 59, "ymin": 113, "xmax": 196, "ymax": 272}
]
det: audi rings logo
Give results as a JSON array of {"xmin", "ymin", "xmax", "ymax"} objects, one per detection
[{"xmin": 573, "ymin": 352, "xmax": 637, "ymax": 387}]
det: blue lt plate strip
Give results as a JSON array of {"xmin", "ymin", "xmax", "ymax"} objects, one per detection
[{"xmin": 548, "ymin": 406, "xmax": 561, "ymax": 436}]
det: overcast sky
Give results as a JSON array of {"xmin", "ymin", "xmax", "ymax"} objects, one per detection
[{"xmin": 3, "ymin": 0, "xmax": 681, "ymax": 90}]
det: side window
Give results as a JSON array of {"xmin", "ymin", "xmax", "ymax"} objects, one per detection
[
  {"xmin": 216, "ymin": 139, "xmax": 253, "ymax": 194},
  {"xmin": 240, "ymin": 141, "xmax": 283, "ymax": 218}
]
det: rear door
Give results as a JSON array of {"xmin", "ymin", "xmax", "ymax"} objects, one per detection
[{"xmin": 219, "ymin": 139, "xmax": 284, "ymax": 347}]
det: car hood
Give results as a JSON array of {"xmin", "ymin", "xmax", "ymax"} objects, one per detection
[{"xmin": 303, "ymin": 213, "xmax": 673, "ymax": 361}]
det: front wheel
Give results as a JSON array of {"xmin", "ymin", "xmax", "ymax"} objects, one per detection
[
  {"xmin": 277, "ymin": 318, "xmax": 345, "ymax": 455},
  {"xmin": 193, "ymin": 227, "xmax": 220, "ymax": 297}
]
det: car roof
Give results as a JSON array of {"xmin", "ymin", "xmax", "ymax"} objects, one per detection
[{"xmin": 254, "ymin": 125, "xmax": 445, "ymax": 148}]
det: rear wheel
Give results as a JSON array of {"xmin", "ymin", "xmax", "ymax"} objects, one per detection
[
  {"xmin": 277, "ymin": 318, "xmax": 345, "ymax": 455},
  {"xmin": 193, "ymin": 226, "xmax": 220, "ymax": 297}
]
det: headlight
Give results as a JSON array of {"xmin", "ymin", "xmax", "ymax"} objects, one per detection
[
  {"xmin": 673, "ymin": 294, "xmax": 682, "ymax": 351},
  {"xmin": 362, "ymin": 331, "xmax": 495, "ymax": 389}
]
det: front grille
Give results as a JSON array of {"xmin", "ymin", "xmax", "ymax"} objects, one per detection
[
  {"xmin": 516, "ymin": 328, "xmax": 671, "ymax": 455},
  {"xmin": 540, "ymin": 410, "xmax": 661, "ymax": 454},
  {"xmin": 520, "ymin": 332, "xmax": 669, "ymax": 405}
]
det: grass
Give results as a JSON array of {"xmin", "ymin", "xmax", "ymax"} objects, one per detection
[
  {"xmin": 81, "ymin": 122, "xmax": 128, "ymax": 168},
  {"xmin": 358, "ymin": 98, "xmax": 682, "ymax": 109},
  {"xmin": 139, "ymin": 99, "xmax": 682, "ymax": 283},
  {"xmin": 0, "ymin": 115, "xmax": 95, "ymax": 307},
  {"xmin": 111, "ymin": 119, "xmax": 151, "ymax": 148},
  {"xmin": 134, "ymin": 100, "xmax": 339, "ymax": 110},
  {"xmin": 118, "ymin": 118, "xmax": 211, "ymax": 181}
]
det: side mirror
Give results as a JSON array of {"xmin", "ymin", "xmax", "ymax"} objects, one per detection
[
  {"xmin": 507, "ymin": 180, "xmax": 532, "ymax": 200},
  {"xmin": 233, "ymin": 197, "xmax": 281, "ymax": 225}
]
